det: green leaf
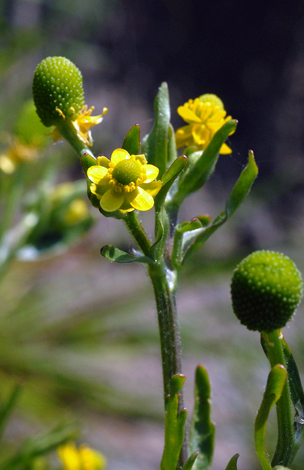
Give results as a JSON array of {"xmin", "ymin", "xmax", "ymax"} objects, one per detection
[
  {"xmin": 1, "ymin": 422, "xmax": 79, "ymax": 470},
  {"xmin": 189, "ymin": 366, "xmax": 215, "ymax": 470},
  {"xmin": 224, "ymin": 454, "xmax": 240, "ymax": 470},
  {"xmin": 182, "ymin": 451, "xmax": 199, "ymax": 470},
  {"xmin": 255, "ymin": 365, "xmax": 287, "ymax": 470},
  {"xmin": 167, "ymin": 123, "xmax": 178, "ymax": 166},
  {"xmin": 155, "ymin": 155, "xmax": 187, "ymax": 211},
  {"xmin": 122, "ymin": 124, "xmax": 141, "ymax": 155},
  {"xmin": 0, "ymin": 382, "xmax": 23, "ymax": 442},
  {"xmin": 282, "ymin": 337, "xmax": 304, "ymax": 408},
  {"xmin": 100, "ymin": 245, "xmax": 153, "ymax": 264},
  {"xmin": 172, "ymin": 120, "xmax": 237, "ymax": 207},
  {"xmin": 161, "ymin": 375, "xmax": 188, "ymax": 470},
  {"xmin": 143, "ymin": 82, "xmax": 170, "ymax": 178},
  {"xmin": 183, "ymin": 151, "xmax": 258, "ymax": 263}
]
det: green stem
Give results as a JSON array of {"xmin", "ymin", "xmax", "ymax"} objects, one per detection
[
  {"xmin": 148, "ymin": 261, "xmax": 187, "ymax": 467},
  {"xmin": 124, "ymin": 211, "xmax": 152, "ymax": 256},
  {"xmin": 262, "ymin": 329, "xmax": 297, "ymax": 467},
  {"xmin": 57, "ymin": 120, "xmax": 95, "ymax": 158}
]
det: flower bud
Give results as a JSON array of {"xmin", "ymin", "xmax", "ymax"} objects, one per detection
[
  {"xmin": 33, "ymin": 56, "xmax": 84, "ymax": 127},
  {"xmin": 231, "ymin": 251, "xmax": 303, "ymax": 332}
]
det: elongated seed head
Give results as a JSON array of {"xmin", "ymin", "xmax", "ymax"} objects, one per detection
[{"xmin": 33, "ymin": 56, "xmax": 84, "ymax": 127}]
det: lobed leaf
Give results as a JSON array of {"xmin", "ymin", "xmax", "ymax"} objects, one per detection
[{"xmin": 189, "ymin": 366, "xmax": 215, "ymax": 470}]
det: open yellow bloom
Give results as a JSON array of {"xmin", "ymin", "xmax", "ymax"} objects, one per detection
[
  {"xmin": 52, "ymin": 105, "xmax": 108, "ymax": 146},
  {"xmin": 87, "ymin": 149, "xmax": 162, "ymax": 213},
  {"xmin": 175, "ymin": 94, "xmax": 233, "ymax": 153},
  {"xmin": 58, "ymin": 442, "xmax": 106, "ymax": 470}
]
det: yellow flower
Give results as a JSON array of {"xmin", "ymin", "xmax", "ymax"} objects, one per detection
[
  {"xmin": 58, "ymin": 442, "xmax": 107, "ymax": 470},
  {"xmin": 0, "ymin": 138, "xmax": 39, "ymax": 174},
  {"xmin": 52, "ymin": 105, "xmax": 108, "ymax": 146},
  {"xmin": 175, "ymin": 94, "xmax": 233, "ymax": 153},
  {"xmin": 87, "ymin": 148, "xmax": 162, "ymax": 213}
]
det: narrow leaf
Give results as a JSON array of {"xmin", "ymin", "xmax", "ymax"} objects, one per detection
[
  {"xmin": 167, "ymin": 123, "xmax": 178, "ymax": 166},
  {"xmin": 224, "ymin": 454, "xmax": 240, "ymax": 470},
  {"xmin": 189, "ymin": 366, "xmax": 215, "ymax": 470},
  {"xmin": 255, "ymin": 365, "xmax": 287, "ymax": 470},
  {"xmin": 173, "ymin": 120, "xmax": 237, "ymax": 206},
  {"xmin": 144, "ymin": 82, "xmax": 170, "ymax": 178},
  {"xmin": 183, "ymin": 151, "xmax": 258, "ymax": 263},
  {"xmin": 155, "ymin": 155, "xmax": 187, "ymax": 211},
  {"xmin": 122, "ymin": 124, "xmax": 141, "ymax": 155},
  {"xmin": 161, "ymin": 375, "xmax": 188, "ymax": 470},
  {"xmin": 0, "ymin": 382, "xmax": 23, "ymax": 441},
  {"xmin": 101, "ymin": 245, "xmax": 152, "ymax": 264},
  {"xmin": 182, "ymin": 451, "xmax": 199, "ymax": 470}
]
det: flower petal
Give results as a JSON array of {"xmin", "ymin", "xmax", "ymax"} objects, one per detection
[
  {"xmin": 128, "ymin": 187, "xmax": 154, "ymax": 211},
  {"xmin": 175, "ymin": 125, "xmax": 193, "ymax": 149},
  {"xmin": 144, "ymin": 164, "xmax": 159, "ymax": 183},
  {"xmin": 220, "ymin": 143, "xmax": 232, "ymax": 154},
  {"xmin": 87, "ymin": 165, "xmax": 108, "ymax": 183},
  {"xmin": 111, "ymin": 148, "xmax": 130, "ymax": 165},
  {"xmin": 100, "ymin": 188, "xmax": 124, "ymax": 212},
  {"xmin": 177, "ymin": 105, "xmax": 202, "ymax": 124},
  {"xmin": 140, "ymin": 180, "xmax": 162, "ymax": 196},
  {"xmin": 96, "ymin": 156, "xmax": 110, "ymax": 168}
]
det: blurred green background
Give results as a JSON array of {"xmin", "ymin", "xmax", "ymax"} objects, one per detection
[{"xmin": 1, "ymin": 1, "xmax": 304, "ymax": 469}]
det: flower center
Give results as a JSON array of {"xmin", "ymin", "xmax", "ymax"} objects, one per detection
[{"xmin": 112, "ymin": 159, "xmax": 141, "ymax": 186}]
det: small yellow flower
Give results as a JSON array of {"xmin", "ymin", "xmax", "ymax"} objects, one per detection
[
  {"xmin": 58, "ymin": 442, "xmax": 107, "ymax": 470},
  {"xmin": 52, "ymin": 105, "xmax": 108, "ymax": 146},
  {"xmin": 175, "ymin": 94, "xmax": 233, "ymax": 153},
  {"xmin": 87, "ymin": 148, "xmax": 162, "ymax": 213},
  {"xmin": 0, "ymin": 139, "xmax": 39, "ymax": 174}
]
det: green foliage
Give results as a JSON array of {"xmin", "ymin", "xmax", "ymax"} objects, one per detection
[
  {"xmin": 189, "ymin": 366, "xmax": 215, "ymax": 470},
  {"xmin": 254, "ymin": 365, "xmax": 287, "ymax": 470}
]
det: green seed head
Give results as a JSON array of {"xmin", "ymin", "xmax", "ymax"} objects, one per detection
[
  {"xmin": 231, "ymin": 250, "xmax": 303, "ymax": 333},
  {"xmin": 32, "ymin": 56, "xmax": 84, "ymax": 127},
  {"xmin": 112, "ymin": 159, "xmax": 141, "ymax": 185}
]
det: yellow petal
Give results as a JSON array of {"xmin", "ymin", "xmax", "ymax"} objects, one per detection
[
  {"xmin": 220, "ymin": 143, "xmax": 232, "ymax": 154},
  {"xmin": 111, "ymin": 148, "xmax": 130, "ymax": 165},
  {"xmin": 175, "ymin": 125, "xmax": 193, "ymax": 149},
  {"xmin": 144, "ymin": 164, "xmax": 159, "ymax": 183},
  {"xmin": 177, "ymin": 106, "xmax": 202, "ymax": 124},
  {"xmin": 100, "ymin": 188, "xmax": 124, "ymax": 212},
  {"xmin": 128, "ymin": 187, "xmax": 154, "ymax": 211},
  {"xmin": 140, "ymin": 180, "xmax": 162, "ymax": 196},
  {"xmin": 96, "ymin": 156, "xmax": 110, "ymax": 168},
  {"xmin": 87, "ymin": 165, "xmax": 108, "ymax": 183}
]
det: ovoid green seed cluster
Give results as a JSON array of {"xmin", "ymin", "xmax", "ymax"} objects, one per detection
[
  {"xmin": 32, "ymin": 56, "xmax": 84, "ymax": 127},
  {"xmin": 231, "ymin": 250, "xmax": 303, "ymax": 332}
]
